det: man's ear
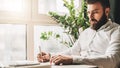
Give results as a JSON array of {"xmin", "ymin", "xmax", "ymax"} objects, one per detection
[{"xmin": 105, "ymin": 8, "xmax": 110, "ymax": 17}]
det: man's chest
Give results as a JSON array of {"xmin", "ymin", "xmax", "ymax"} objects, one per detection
[{"xmin": 79, "ymin": 31, "xmax": 110, "ymax": 55}]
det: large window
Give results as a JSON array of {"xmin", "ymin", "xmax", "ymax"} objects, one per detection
[
  {"xmin": 0, "ymin": 0, "xmax": 23, "ymax": 12},
  {"xmin": 0, "ymin": 24, "xmax": 26, "ymax": 61},
  {"xmin": 0, "ymin": 0, "xmax": 30, "ymax": 62},
  {"xmin": 0, "ymin": 0, "xmax": 81, "ymax": 61},
  {"xmin": 38, "ymin": 0, "xmax": 80, "ymax": 14},
  {"xmin": 34, "ymin": 25, "xmax": 73, "ymax": 61}
]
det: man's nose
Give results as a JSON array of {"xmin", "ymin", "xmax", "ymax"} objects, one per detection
[{"xmin": 88, "ymin": 13, "xmax": 94, "ymax": 20}]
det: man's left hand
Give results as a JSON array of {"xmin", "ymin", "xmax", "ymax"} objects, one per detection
[{"xmin": 50, "ymin": 55, "xmax": 73, "ymax": 65}]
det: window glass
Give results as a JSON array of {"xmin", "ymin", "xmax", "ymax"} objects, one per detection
[
  {"xmin": 38, "ymin": 0, "xmax": 80, "ymax": 14},
  {"xmin": 38, "ymin": 0, "xmax": 56, "ymax": 14},
  {"xmin": 34, "ymin": 25, "xmax": 72, "ymax": 61},
  {"xmin": 56, "ymin": 0, "xmax": 79, "ymax": 14},
  {"xmin": 0, "ymin": 24, "xmax": 26, "ymax": 62},
  {"xmin": 0, "ymin": 0, "xmax": 24, "ymax": 12}
]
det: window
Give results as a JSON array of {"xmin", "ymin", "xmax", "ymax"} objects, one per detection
[
  {"xmin": 0, "ymin": 0, "xmax": 81, "ymax": 61},
  {"xmin": 0, "ymin": 0, "xmax": 23, "ymax": 12},
  {"xmin": 0, "ymin": 24, "xmax": 26, "ymax": 61},
  {"xmin": 38, "ymin": 0, "xmax": 80, "ymax": 14},
  {"xmin": 34, "ymin": 25, "xmax": 72, "ymax": 61},
  {"xmin": 0, "ymin": 0, "xmax": 30, "ymax": 62}
]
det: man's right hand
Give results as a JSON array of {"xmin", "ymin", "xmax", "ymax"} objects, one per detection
[{"xmin": 37, "ymin": 52, "xmax": 50, "ymax": 62}]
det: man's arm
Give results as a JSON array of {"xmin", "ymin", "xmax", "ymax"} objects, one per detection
[
  {"xmin": 60, "ymin": 37, "xmax": 81, "ymax": 55},
  {"xmin": 72, "ymin": 27, "xmax": 120, "ymax": 68},
  {"xmin": 49, "ymin": 36, "xmax": 82, "ymax": 65}
]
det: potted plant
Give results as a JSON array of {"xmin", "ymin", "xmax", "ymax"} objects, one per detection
[{"xmin": 48, "ymin": 0, "xmax": 90, "ymax": 41}]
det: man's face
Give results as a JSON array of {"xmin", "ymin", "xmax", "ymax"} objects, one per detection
[{"xmin": 87, "ymin": 2, "xmax": 109, "ymax": 30}]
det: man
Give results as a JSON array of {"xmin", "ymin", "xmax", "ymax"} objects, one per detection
[{"xmin": 37, "ymin": 0, "xmax": 120, "ymax": 68}]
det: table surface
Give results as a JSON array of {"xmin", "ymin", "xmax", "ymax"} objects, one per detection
[
  {"xmin": 52, "ymin": 65, "xmax": 98, "ymax": 68},
  {"xmin": 6, "ymin": 62, "xmax": 98, "ymax": 68},
  {"xmin": 14, "ymin": 63, "xmax": 98, "ymax": 68}
]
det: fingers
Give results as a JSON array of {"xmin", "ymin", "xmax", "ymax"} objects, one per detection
[
  {"xmin": 37, "ymin": 52, "xmax": 45, "ymax": 62},
  {"xmin": 37, "ymin": 54, "xmax": 43, "ymax": 62},
  {"xmin": 50, "ymin": 55, "xmax": 73, "ymax": 65},
  {"xmin": 41, "ymin": 52, "xmax": 47, "ymax": 55},
  {"xmin": 54, "ymin": 58, "xmax": 62, "ymax": 65},
  {"xmin": 50, "ymin": 55, "xmax": 63, "ymax": 65},
  {"xmin": 37, "ymin": 52, "xmax": 50, "ymax": 62}
]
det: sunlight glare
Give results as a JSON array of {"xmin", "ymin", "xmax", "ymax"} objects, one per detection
[{"xmin": 0, "ymin": 0, "xmax": 23, "ymax": 12}]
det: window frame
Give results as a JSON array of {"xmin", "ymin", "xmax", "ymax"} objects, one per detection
[
  {"xmin": 0, "ymin": 0, "xmax": 81, "ymax": 61},
  {"xmin": 0, "ymin": 0, "xmax": 33, "ymax": 61},
  {"xmin": 0, "ymin": 0, "xmax": 57, "ymax": 61}
]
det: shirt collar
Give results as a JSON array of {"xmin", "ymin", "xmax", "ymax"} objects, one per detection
[{"xmin": 97, "ymin": 19, "xmax": 112, "ymax": 31}]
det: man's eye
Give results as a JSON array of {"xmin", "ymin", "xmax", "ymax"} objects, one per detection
[{"xmin": 93, "ymin": 11, "xmax": 98, "ymax": 14}]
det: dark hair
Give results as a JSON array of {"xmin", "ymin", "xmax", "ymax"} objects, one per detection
[{"xmin": 86, "ymin": 0, "xmax": 110, "ymax": 8}]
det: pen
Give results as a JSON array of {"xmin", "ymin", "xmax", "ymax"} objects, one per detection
[
  {"xmin": 39, "ymin": 46, "xmax": 41, "ymax": 56},
  {"xmin": 39, "ymin": 46, "xmax": 43, "ymax": 62}
]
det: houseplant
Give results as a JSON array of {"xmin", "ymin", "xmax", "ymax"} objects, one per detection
[
  {"xmin": 40, "ymin": 31, "xmax": 60, "ymax": 40},
  {"xmin": 48, "ymin": 0, "xmax": 90, "ymax": 41},
  {"xmin": 40, "ymin": 31, "xmax": 72, "ymax": 53}
]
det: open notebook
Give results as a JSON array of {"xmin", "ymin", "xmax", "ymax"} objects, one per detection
[
  {"xmin": 0, "ymin": 60, "xmax": 40, "ymax": 67},
  {"xmin": 9, "ymin": 60, "xmax": 40, "ymax": 67}
]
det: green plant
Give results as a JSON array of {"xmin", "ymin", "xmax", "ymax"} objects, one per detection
[
  {"xmin": 40, "ymin": 31, "xmax": 73, "ymax": 47},
  {"xmin": 48, "ymin": 0, "xmax": 90, "ymax": 40},
  {"xmin": 40, "ymin": 31, "xmax": 60, "ymax": 40}
]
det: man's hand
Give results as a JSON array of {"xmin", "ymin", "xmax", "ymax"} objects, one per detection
[
  {"xmin": 37, "ymin": 52, "xmax": 50, "ymax": 62},
  {"xmin": 50, "ymin": 55, "xmax": 73, "ymax": 65}
]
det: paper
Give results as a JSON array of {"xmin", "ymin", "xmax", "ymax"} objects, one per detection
[{"xmin": 8, "ymin": 60, "xmax": 40, "ymax": 67}]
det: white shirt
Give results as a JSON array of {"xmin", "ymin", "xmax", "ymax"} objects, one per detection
[{"xmin": 62, "ymin": 20, "xmax": 120, "ymax": 68}]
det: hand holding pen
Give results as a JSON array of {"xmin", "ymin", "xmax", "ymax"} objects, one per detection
[{"xmin": 37, "ymin": 46, "xmax": 51, "ymax": 62}]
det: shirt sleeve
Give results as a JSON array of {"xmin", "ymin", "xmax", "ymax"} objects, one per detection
[
  {"xmin": 72, "ymin": 27, "xmax": 120, "ymax": 68},
  {"xmin": 60, "ymin": 36, "xmax": 81, "ymax": 56}
]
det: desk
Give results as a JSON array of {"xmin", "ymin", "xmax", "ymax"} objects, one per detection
[
  {"xmin": 9, "ymin": 63, "xmax": 98, "ymax": 68},
  {"xmin": 52, "ymin": 65, "xmax": 98, "ymax": 68}
]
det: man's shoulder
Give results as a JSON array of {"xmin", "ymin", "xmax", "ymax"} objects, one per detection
[
  {"xmin": 107, "ymin": 22, "xmax": 120, "ymax": 36},
  {"xmin": 112, "ymin": 22, "xmax": 120, "ymax": 31},
  {"xmin": 112, "ymin": 22, "xmax": 120, "ymax": 27},
  {"xmin": 110, "ymin": 22, "xmax": 120, "ymax": 31},
  {"xmin": 104, "ymin": 21, "xmax": 120, "ymax": 32}
]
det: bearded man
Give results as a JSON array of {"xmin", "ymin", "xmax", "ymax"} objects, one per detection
[{"xmin": 37, "ymin": 0, "xmax": 120, "ymax": 68}]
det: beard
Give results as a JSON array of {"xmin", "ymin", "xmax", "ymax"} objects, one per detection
[{"xmin": 90, "ymin": 12, "xmax": 108, "ymax": 30}]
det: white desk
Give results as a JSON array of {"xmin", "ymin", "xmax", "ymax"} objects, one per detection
[
  {"xmin": 52, "ymin": 65, "xmax": 98, "ymax": 68},
  {"xmin": 8, "ymin": 63, "xmax": 98, "ymax": 68}
]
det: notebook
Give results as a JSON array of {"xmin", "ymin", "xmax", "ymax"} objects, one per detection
[{"xmin": 8, "ymin": 60, "xmax": 40, "ymax": 67}]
